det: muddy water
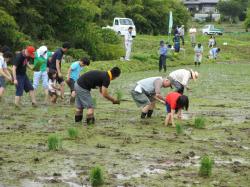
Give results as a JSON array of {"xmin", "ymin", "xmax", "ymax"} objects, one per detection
[{"xmin": 0, "ymin": 64, "xmax": 250, "ymax": 186}]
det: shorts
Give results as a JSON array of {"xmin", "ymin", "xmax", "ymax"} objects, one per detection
[
  {"xmin": 0, "ymin": 76, "xmax": 5, "ymax": 88},
  {"xmin": 131, "ymin": 85, "xmax": 155, "ymax": 107},
  {"xmin": 33, "ymin": 71, "xmax": 48, "ymax": 89},
  {"xmin": 66, "ymin": 78, "xmax": 75, "ymax": 92},
  {"xmin": 16, "ymin": 74, "xmax": 34, "ymax": 96},
  {"xmin": 166, "ymin": 102, "xmax": 171, "ymax": 113},
  {"xmin": 194, "ymin": 54, "xmax": 202, "ymax": 63},
  {"xmin": 75, "ymin": 82, "xmax": 94, "ymax": 109}
]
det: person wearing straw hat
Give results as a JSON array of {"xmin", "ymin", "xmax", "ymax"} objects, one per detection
[{"xmin": 168, "ymin": 69, "xmax": 199, "ymax": 94}]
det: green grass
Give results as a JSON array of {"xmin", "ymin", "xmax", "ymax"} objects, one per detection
[
  {"xmin": 199, "ymin": 155, "xmax": 214, "ymax": 177},
  {"xmin": 67, "ymin": 127, "xmax": 79, "ymax": 139},
  {"xmin": 194, "ymin": 117, "xmax": 206, "ymax": 129},
  {"xmin": 90, "ymin": 165, "xmax": 104, "ymax": 186},
  {"xmin": 115, "ymin": 90, "xmax": 123, "ymax": 101},
  {"xmin": 48, "ymin": 134, "xmax": 62, "ymax": 151}
]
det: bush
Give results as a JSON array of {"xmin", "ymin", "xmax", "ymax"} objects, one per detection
[
  {"xmin": 90, "ymin": 165, "xmax": 104, "ymax": 186},
  {"xmin": 101, "ymin": 29, "xmax": 121, "ymax": 44},
  {"xmin": 48, "ymin": 134, "xmax": 62, "ymax": 151},
  {"xmin": 68, "ymin": 127, "xmax": 79, "ymax": 139},
  {"xmin": 67, "ymin": 48, "xmax": 89, "ymax": 62},
  {"xmin": 194, "ymin": 117, "xmax": 206, "ymax": 129},
  {"xmin": 199, "ymin": 155, "xmax": 214, "ymax": 177}
]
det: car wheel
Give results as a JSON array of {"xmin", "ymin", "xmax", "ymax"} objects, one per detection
[{"xmin": 117, "ymin": 31, "xmax": 121, "ymax": 35}]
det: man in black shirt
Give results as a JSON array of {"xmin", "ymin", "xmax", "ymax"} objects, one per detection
[
  {"xmin": 75, "ymin": 67, "xmax": 121, "ymax": 125},
  {"xmin": 48, "ymin": 42, "xmax": 70, "ymax": 99},
  {"xmin": 12, "ymin": 46, "xmax": 37, "ymax": 107}
]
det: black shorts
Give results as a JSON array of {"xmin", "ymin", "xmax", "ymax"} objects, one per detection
[
  {"xmin": 15, "ymin": 75, "xmax": 34, "ymax": 96},
  {"xmin": 66, "ymin": 78, "xmax": 75, "ymax": 92}
]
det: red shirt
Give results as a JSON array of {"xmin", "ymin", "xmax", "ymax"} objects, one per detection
[{"xmin": 165, "ymin": 92, "xmax": 181, "ymax": 109}]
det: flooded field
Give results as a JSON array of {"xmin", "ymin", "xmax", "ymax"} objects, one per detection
[{"xmin": 0, "ymin": 63, "xmax": 250, "ymax": 186}]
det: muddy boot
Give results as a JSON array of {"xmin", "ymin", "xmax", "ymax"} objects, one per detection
[
  {"xmin": 86, "ymin": 117, "xmax": 95, "ymax": 125},
  {"xmin": 75, "ymin": 115, "xmax": 83, "ymax": 123},
  {"xmin": 147, "ymin": 110, "xmax": 153, "ymax": 118},
  {"xmin": 141, "ymin": 112, "xmax": 147, "ymax": 119}
]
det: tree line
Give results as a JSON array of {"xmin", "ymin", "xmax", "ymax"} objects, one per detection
[{"xmin": 0, "ymin": 0, "xmax": 190, "ymax": 60}]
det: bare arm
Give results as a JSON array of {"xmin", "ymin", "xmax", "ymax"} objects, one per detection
[
  {"xmin": 101, "ymin": 86, "xmax": 119, "ymax": 104},
  {"xmin": 0, "ymin": 68, "xmax": 12, "ymax": 81},
  {"xmin": 56, "ymin": 60, "xmax": 61, "ymax": 76},
  {"xmin": 67, "ymin": 67, "xmax": 72, "ymax": 81},
  {"xmin": 170, "ymin": 109, "xmax": 175, "ymax": 126},
  {"xmin": 12, "ymin": 65, "xmax": 18, "ymax": 85}
]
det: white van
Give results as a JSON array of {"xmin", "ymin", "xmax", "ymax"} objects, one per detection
[{"xmin": 103, "ymin": 17, "xmax": 136, "ymax": 37}]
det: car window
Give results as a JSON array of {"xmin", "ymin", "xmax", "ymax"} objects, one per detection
[
  {"xmin": 115, "ymin": 20, "xmax": 119, "ymax": 25},
  {"xmin": 119, "ymin": 19, "xmax": 133, "ymax": 25}
]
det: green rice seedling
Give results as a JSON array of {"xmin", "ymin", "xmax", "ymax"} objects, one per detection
[
  {"xmin": 48, "ymin": 134, "xmax": 62, "ymax": 151},
  {"xmin": 199, "ymin": 155, "xmax": 214, "ymax": 177},
  {"xmin": 116, "ymin": 90, "xmax": 123, "ymax": 101},
  {"xmin": 194, "ymin": 116, "xmax": 206, "ymax": 129},
  {"xmin": 176, "ymin": 123, "xmax": 183, "ymax": 135},
  {"xmin": 68, "ymin": 127, "xmax": 79, "ymax": 139},
  {"xmin": 90, "ymin": 165, "xmax": 104, "ymax": 186}
]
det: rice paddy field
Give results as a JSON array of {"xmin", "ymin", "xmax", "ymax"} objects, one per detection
[{"xmin": 0, "ymin": 28, "xmax": 250, "ymax": 186}]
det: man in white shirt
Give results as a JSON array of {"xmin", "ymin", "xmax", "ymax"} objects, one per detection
[
  {"xmin": 178, "ymin": 25, "xmax": 185, "ymax": 45},
  {"xmin": 124, "ymin": 27, "xmax": 133, "ymax": 61},
  {"xmin": 168, "ymin": 69, "xmax": 199, "ymax": 94},
  {"xmin": 189, "ymin": 26, "xmax": 197, "ymax": 47}
]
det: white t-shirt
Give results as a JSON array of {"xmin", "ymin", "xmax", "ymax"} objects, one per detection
[
  {"xmin": 189, "ymin": 28, "xmax": 197, "ymax": 34},
  {"xmin": 169, "ymin": 69, "xmax": 191, "ymax": 86},
  {"xmin": 125, "ymin": 31, "xmax": 133, "ymax": 43},
  {"xmin": 48, "ymin": 79, "xmax": 57, "ymax": 92},
  {"xmin": 0, "ymin": 56, "xmax": 7, "ymax": 69}
]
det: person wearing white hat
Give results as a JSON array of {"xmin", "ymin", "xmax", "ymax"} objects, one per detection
[
  {"xmin": 33, "ymin": 46, "xmax": 53, "ymax": 102},
  {"xmin": 168, "ymin": 69, "xmax": 199, "ymax": 94}
]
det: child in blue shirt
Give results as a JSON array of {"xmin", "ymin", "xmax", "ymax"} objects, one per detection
[
  {"xmin": 66, "ymin": 57, "xmax": 90, "ymax": 104},
  {"xmin": 159, "ymin": 41, "xmax": 168, "ymax": 72}
]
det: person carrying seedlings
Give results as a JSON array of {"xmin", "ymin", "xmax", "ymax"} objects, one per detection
[
  {"xmin": 66, "ymin": 57, "xmax": 90, "ymax": 104},
  {"xmin": 47, "ymin": 42, "xmax": 71, "ymax": 99},
  {"xmin": 0, "ymin": 50, "xmax": 13, "ymax": 101},
  {"xmin": 12, "ymin": 46, "xmax": 37, "ymax": 107},
  {"xmin": 74, "ymin": 67, "xmax": 121, "ymax": 125},
  {"xmin": 131, "ymin": 77, "xmax": 172, "ymax": 119},
  {"xmin": 159, "ymin": 41, "xmax": 168, "ymax": 72},
  {"xmin": 33, "ymin": 46, "xmax": 52, "ymax": 103},
  {"xmin": 194, "ymin": 43, "xmax": 203, "ymax": 66},
  {"xmin": 124, "ymin": 27, "xmax": 133, "ymax": 61},
  {"xmin": 168, "ymin": 69, "xmax": 199, "ymax": 94},
  {"xmin": 48, "ymin": 69, "xmax": 61, "ymax": 104},
  {"xmin": 165, "ymin": 92, "xmax": 189, "ymax": 127},
  {"xmin": 209, "ymin": 47, "xmax": 220, "ymax": 59}
]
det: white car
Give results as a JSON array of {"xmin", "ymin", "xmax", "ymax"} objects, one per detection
[{"xmin": 102, "ymin": 17, "xmax": 136, "ymax": 37}]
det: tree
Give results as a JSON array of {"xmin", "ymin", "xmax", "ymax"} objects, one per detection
[
  {"xmin": 217, "ymin": 0, "xmax": 244, "ymax": 23},
  {"xmin": 245, "ymin": 8, "xmax": 250, "ymax": 29}
]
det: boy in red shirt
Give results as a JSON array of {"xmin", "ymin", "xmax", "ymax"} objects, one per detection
[{"xmin": 165, "ymin": 92, "xmax": 189, "ymax": 127}]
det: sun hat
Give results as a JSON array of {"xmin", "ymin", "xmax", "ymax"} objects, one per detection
[
  {"xmin": 37, "ymin": 46, "xmax": 48, "ymax": 58},
  {"xmin": 190, "ymin": 69, "xmax": 199, "ymax": 81},
  {"xmin": 26, "ymin": 46, "xmax": 35, "ymax": 58}
]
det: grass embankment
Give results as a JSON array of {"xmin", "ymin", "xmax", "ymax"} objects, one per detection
[{"xmin": 60, "ymin": 29, "xmax": 250, "ymax": 75}]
